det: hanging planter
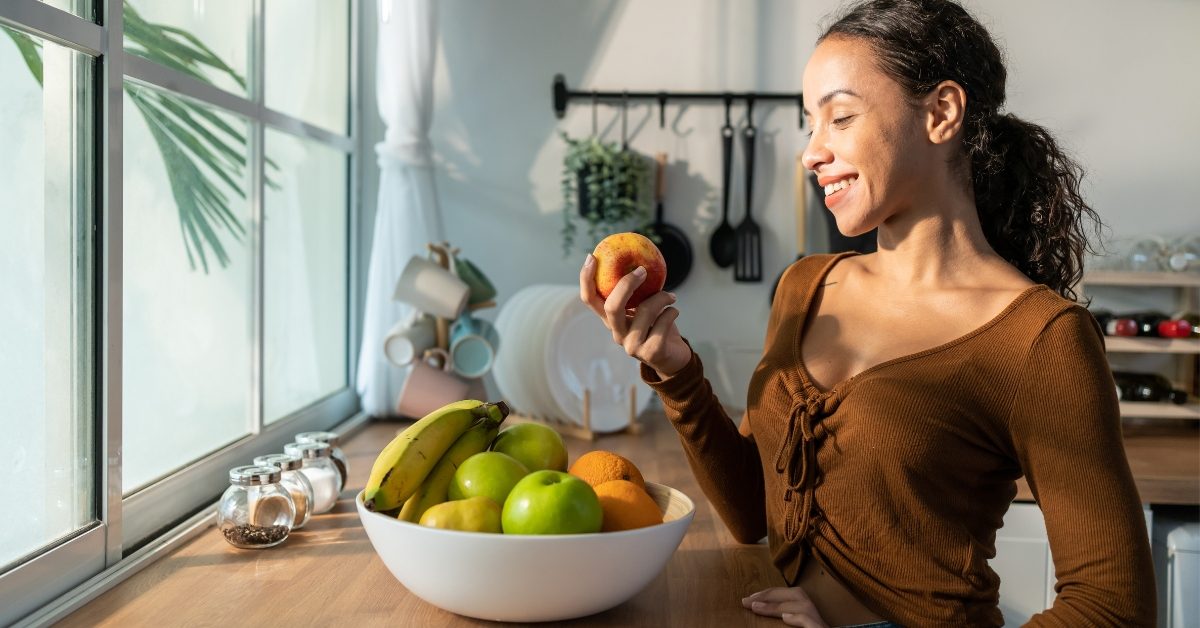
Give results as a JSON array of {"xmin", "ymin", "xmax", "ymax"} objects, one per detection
[{"xmin": 559, "ymin": 131, "xmax": 651, "ymax": 256}]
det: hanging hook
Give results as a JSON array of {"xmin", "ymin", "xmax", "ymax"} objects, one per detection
[
  {"xmin": 591, "ymin": 91, "xmax": 598, "ymax": 137},
  {"xmin": 621, "ymin": 91, "xmax": 629, "ymax": 150},
  {"xmin": 723, "ymin": 93, "xmax": 732, "ymax": 127},
  {"xmin": 798, "ymin": 94, "xmax": 805, "ymax": 129},
  {"xmin": 658, "ymin": 92, "xmax": 668, "ymax": 129},
  {"xmin": 746, "ymin": 96, "xmax": 755, "ymax": 125}
]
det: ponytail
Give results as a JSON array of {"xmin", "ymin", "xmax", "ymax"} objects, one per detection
[{"xmin": 969, "ymin": 113, "xmax": 1100, "ymax": 302}]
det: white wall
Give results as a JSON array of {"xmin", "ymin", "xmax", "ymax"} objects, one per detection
[{"xmin": 362, "ymin": 0, "xmax": 1200, "ymax": 404}]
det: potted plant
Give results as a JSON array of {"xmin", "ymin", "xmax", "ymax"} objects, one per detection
[{"xmin": 559, "ymin": 131, "xmax": 652, "ymax": 256}]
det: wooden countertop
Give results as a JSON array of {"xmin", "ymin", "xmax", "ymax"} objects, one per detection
[
  {"xmin": 1015, "ymin": 421, "xmax": 1199, "ymax": 505},
  {"xmin": 60, "ymin": 413, "xmax": 786, "ymax": 627},
  {"xmin": 61, "ymin": 412, "xmax": 1198, "ymax": 626}
]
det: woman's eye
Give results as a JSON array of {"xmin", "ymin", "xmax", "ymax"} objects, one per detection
[{"xmin": 833, "ymin": 115, "xmax": 855, "ymax": 126}]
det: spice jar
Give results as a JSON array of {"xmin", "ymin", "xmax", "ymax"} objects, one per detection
[
  {"xmin": 294, "ymin": 431, "xmax": 348, "ymax": 491},
  {"xmin": 253, "ymin": 453, "xmax": 315, "ymax": 529},
  {"xmin": 284, "ymin": 442, "xmax": 340, "ymax": 515},
  {"xmin": 217, "ymin": 465, "xmax": 296, "ymax": 549}
]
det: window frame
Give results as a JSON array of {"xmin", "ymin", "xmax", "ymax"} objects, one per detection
[{"xmin": 0, "ymin": 1, "xmax": 362, "ymax": 623}]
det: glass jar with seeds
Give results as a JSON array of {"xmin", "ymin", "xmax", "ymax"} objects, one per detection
[
  {"xmin": 217, "ymin": 465, "xmax": 296, "ymax": 549},
  {"xmin": 284, "ymin": 442, "xmax": 340, "ymax": 515},
  {"xmin": 253, "ymin": 453, "xmax": 315, "ymax": 529},
  {"xmin": 294, "ymin": 431, "xmax": 348, "ymax": 490}
]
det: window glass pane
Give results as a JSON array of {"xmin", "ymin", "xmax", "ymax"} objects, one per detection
[
  {"xmin": 264, "ymin": 130, "xmax": 348, "ymax": 422},
  {"xmin": 122, "ymin": 81, "xmax": 252, "ymax": 492},
  {"xmin": 0, "ymin": 26, "xmax": 94, "ymax": 569},
  {"xmin": 39, "ymin": 0, "xmax": 93, "ymax": 20},
  {"xmin": 264, "ymin": 0, "xmax": 348, "ymax": 134},
  {"xmin": 123, "ymin": 0, "xmax": 250, "ymax": 97}
]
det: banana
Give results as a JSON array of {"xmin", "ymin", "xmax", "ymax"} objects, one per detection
[
  {"xmin": 363, "ymin": 399, "xmax": 509, "ymax": 512},
  {"xmin": 397, "ymin": 418, "xmax": 501, "ymax": 523}
]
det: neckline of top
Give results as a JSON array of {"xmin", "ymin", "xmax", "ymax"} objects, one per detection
[{"xmin": 791, "ymin": 251, "xmax": 1049, "ymax": 397}]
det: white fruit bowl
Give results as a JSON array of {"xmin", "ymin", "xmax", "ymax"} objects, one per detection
[{"xmin": 356, "ymin": 482, "xmax": 696, "ymax": 622}]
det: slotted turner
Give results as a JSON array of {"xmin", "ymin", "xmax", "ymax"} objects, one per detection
[{"xmin": 734, "ymin": 103, "xmax": 762, "ymax": 282}]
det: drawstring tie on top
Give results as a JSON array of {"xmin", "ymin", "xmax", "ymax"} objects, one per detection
[{"xmin": 773, "ymin": 389, "xmax": 839, "ymax": 543}]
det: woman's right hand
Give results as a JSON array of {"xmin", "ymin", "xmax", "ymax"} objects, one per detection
[{"xmin": 579, "ymin": 254, "xmax": 691, "ymax": 379}]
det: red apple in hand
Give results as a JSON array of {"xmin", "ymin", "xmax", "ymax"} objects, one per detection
[{"xmin": 592, "ymin": 232, "xmax": 667, "ymax": 308}]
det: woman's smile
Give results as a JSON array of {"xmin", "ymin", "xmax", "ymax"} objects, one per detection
[{"xmin": 821, "ymin": 175, "xmax": 859, "ymax": 210}]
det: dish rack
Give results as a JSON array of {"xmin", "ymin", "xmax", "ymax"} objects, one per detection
[{"xmin": 505, "ymin": 385, "xmax": 644, "ymax": 441}]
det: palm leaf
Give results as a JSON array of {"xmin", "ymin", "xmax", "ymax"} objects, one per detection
[
  {"xmin": 3, "ymin": 27, "xmax": 43, "ymax": 86},
  {"xmin": 9, "ymin": 3, "xmax": 287, "ymax": 272}
]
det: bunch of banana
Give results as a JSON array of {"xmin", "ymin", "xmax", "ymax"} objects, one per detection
[
  {"xmin": 397, "ymin": 418, "xmax": 499, "ymax": 522},
  {"xmin": 363, "ymin": 399, "xmax": 510, "ymax": 512}
]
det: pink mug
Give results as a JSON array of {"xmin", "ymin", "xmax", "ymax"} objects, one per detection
[{"xmin": 395, "ymin": 348, "xmax": 470, "ymax": 419}]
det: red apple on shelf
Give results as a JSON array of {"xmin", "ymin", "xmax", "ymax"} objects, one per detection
[{"xmin": 592, "ymin": 232, "xmax": 667, "ymax": 309}]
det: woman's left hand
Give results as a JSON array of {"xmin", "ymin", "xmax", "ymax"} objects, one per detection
[{"xmin": 742, "ymin": 587, "xmax": 830, "ymax": 628}]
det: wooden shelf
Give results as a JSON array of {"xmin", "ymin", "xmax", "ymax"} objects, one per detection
[
  {"xmin": 1082, "ymin": 271, "xmax": 1200, "ymax": 287},
  {"xmin": 1119, "ymin": 401, "xmax": 1200, "ymax": 421},
  {"xmin": 1104, "ymin": 336, "xmax": 1200, "ymax": 354}
]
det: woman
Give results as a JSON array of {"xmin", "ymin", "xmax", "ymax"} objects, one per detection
[{"xmin": 578, "ymin": 1, "xmax": 1155, "ymax": 626}]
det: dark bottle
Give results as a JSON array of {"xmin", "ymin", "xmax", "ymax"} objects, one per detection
[
  {"xmin": 1115, "ymin": 311, "xmax": 1172, "ymax": 337},
  {"xmin": 1112, "ymin": 371, "xmax": 1189, "ymax": 404},
  {"xmin": 1090, "ymin": 309, "xmax": 1138, "ymax": 337}
]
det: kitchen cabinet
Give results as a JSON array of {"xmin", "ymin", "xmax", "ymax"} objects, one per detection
[{"xmin": 990, "ymin": 502, "xmax": 1154, "ymax": 626}]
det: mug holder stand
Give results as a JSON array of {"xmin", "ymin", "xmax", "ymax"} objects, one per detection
[{"xmin": 426, "ymin": 241, "xmax": 496, "ymax": 354}]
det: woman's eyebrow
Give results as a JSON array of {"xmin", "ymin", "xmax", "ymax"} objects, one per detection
[{"xmin": 802, "ymin": 88, "xmax": 862, "ymax": 117}]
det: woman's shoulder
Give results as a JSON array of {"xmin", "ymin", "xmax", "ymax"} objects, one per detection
[
  {"xmin": 1011, "ymin": 287, "xmax": 1104, "ymax": 354},
  {"xmin": 778, "ymin": 252, "xmax": 858, "ymax": 289}
]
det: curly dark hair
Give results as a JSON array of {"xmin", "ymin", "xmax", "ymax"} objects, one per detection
[{"xmin": 820, "ymin": 0, "xmax": 1103, "ymax": 301}]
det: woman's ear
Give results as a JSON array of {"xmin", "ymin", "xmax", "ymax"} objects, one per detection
[{"xmin": 924, "ymin": 80, "xmax": 967, "ymax": 144}]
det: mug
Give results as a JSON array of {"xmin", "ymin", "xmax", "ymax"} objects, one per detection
[
  {"xmin": 383, "ymin": 315, "xmax": 436, "ymax": 366},
  {"xmin": 395, "ymin": 348, "xmax": 471, "ymax": 419},
  {"xmin": 394, "ymin": 255, "xmax": 470, "ymax": 320},
  {"xmin": 453, "ymin": 255, "xmax": 497, "ymax": 305},
  {"xmin": 449, "ymin": 315, "xmax": 500, "ymax": 379}
]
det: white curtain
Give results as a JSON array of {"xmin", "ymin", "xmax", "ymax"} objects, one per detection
[{"xmin": 356, "ymin": 0, "xmax": 444, "ymax": 416}]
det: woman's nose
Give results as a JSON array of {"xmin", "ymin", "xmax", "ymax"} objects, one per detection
[{"xmin": 801, "ymin": 129, "xmax": 832, "ymax": 173}]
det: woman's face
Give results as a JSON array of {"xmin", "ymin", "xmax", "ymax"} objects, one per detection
[{"xmin": 801, "ymin": 37, "xmax": 933, "ymax": 237}]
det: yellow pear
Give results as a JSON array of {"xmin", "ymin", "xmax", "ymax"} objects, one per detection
[{"xmin": 418, "ymin": 496, "xmax": 502, "ymax": 533}]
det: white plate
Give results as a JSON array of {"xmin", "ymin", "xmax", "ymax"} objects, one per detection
[
  {"xmin": 546, "ymin": 297, "xmax": 653, "ymax": 432},
  {"xmin": 493, "ymin": 285, "xmax": 541, "ymax": 416},
  {"xmin": 522, "ymin": 286, "xmax": 575, "ymax": 420}
]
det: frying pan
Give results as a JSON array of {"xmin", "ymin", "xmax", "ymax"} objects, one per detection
[
  {"xmin": 770, "ymin": 155, "xmax": 808, "ymax": 305},
  {"xmin": 649, "ymin": 152, "xmax": 693, "ymax": 291}
]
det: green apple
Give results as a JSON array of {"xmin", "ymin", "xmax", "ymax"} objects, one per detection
[
  {"xmin": 501, "ymin": 470, "xmax": 603, "ymax": 535},
  {"xmin": 448, "ymin": 451, "xmax": 529, "ymax": 506},
  {"xmin": 490, "ymin": 423, "xmax": 568, "ymax": 472},
  {"xmin": 417, "ymin": 496, "xmax": 502, "ymax": 533}
]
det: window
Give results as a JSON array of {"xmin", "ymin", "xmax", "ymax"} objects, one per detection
[
  {"xmin": 0, "ymin": 20, "xmax": 95, "ymax": 578},
  {"xmin": 0, "ymin": 1, "xmax": 359, "ymax": 623}
]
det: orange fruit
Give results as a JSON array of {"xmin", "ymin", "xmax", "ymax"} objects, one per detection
[
  {"xmin": 568, "ymin": 450, "xmax": 645, "ymax": 489},
  {"xmin": 594, "ymin": 480, "xmax": 662, "ymax": 532}
]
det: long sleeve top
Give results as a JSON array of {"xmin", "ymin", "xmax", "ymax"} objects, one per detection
[{"xmin": 641, "ymin": 252, "xmax": 1155, "ymax": 627}]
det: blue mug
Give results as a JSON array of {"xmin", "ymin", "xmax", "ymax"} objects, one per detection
[{"xmin": 449, "ymin": 314, "xmax": 500, "ymax": 379}]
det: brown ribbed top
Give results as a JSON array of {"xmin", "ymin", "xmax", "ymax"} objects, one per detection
[{"xmin": 642, "ymin": 252, "xmax": 1155, "ymax": 627}]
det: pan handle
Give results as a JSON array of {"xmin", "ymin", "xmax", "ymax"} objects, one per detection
[
  {"xmin": 794, "ymin": 154, "xmax": 807, "ymax": 255},
  {"xmin": 655, "ymin": 152, "xmax": 667, "ymax": 205}
]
